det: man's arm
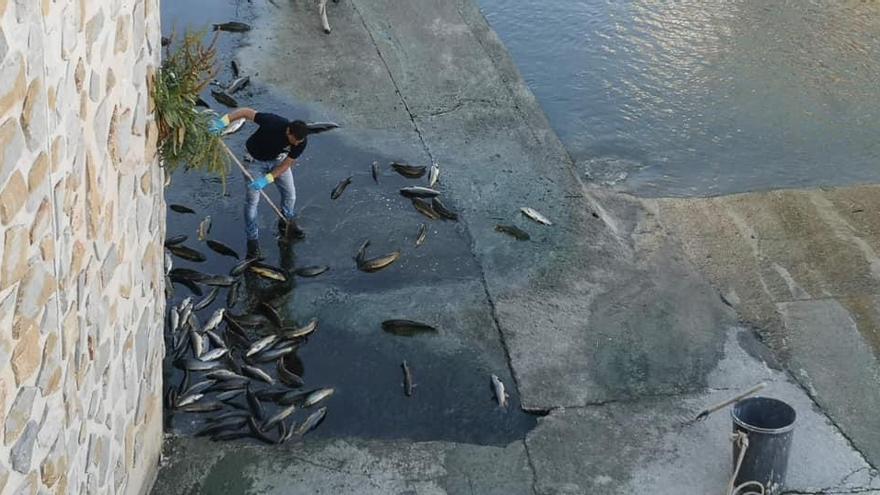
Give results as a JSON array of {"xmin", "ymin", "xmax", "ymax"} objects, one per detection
[
  {"xmin": 226, "ymin": 107, "xmax": 257, "ymax": 122},
  {"xmin": 271, "ymin": 157, "xmax": 296, "ymax": 179}
]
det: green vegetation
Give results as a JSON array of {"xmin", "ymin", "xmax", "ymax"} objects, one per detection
[{"xmin": 152, "ymin": 31, "xmax": 229, "ymax": 184}]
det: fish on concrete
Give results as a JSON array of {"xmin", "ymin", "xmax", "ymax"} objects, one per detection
[
  {"xmin": 295, "ymin": 265, "xmax": 329, "ymax": 278},
  {"xmin": 402, "ymin": 360, "xmax": 414, "ymax": 397},
  {"xmin": 211, "ymin": 89, "xmax": 238, "ymax": 108},
  {"xmin": 491, "ymin": 374, "xmax": 508, "ymax": 408},
  {"xmin": 165, "ymin": 234, "xmax": 188, "ymax": 247},
  {"xmin": 207, "ymin": 369, "xmax": 248, "ymax": 382},
  {"xmin": 212, "ymin": 21, "xmax": 252, "ymax": 32},
  {"xmin": 295, "ymin": 407, "xmax": 327, "ymax": 436},
  {"xmin": 381, "ymin": 320, "xmax": 437, "ymax": 336},
  {"xmin": 331, "ymin": 176, "xmax": 353, "ymax": 200},
  {"xmin": 206, "ymin": 239, "xmax": 240, "ymax": 259},
  {"xmin": 411, "ymin": 198, "xmax": 440, "ymax": 220},
  {"xmin": 249, "ymin": 264, "xmax": 287, "ymax": 282},
  {"xmin": 226, "ymin": 76, "xmax": 250, "ymax": 95},
  {"xmin": 306, "ymin": 121, "xmax": 340, "ymax": 134},
  {"xmin": 167, "ymin": 245, "xmax": 207, "ymax": 262},
  {"xmin": 197, "ymin": 216, "xmax": 212, "ymax": 241},
  {"xmin": 358, "ymin": 251, "xmax": 401, "ymax": 273},
  {"xmin": 391, "ymin": 162, "xmax": 427, "ymax": 178},
  {"xmin": 371, "ymin": 161, "xmax": 380, "ymax": 183},
  {"xmin": 399, "ymin": 186, "xmax": 440, "ymax": 198},
  {"xmin": 169, "ymin": 204, "xmax": 196, "ymax": 214},
  {"xmin": 520, "ymin": 207, "xmax": 552, "ymax": 226},
  {"xmin": 431, "ymin": 197, "xmax": 458, "ymax": 221},
  {"xmin": 303, "ymin": 388, "xmax": 335, "ymax": 408},
  {"xmin": 428, "ymin": 162, "xmax": 440, "ymax": 187},
  {"xmin": 263, "ymin": 404, "xmax": 297, "ymax": 430},
  {"xmin": 415, "ymin": 223, "xmax": 427, "ymax": 247},
  {"xmin": 495, "ymin": 224, "xmax": 530, "ymax": 241}
]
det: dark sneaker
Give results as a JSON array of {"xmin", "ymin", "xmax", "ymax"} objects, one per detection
[
  {"xmin": 246, "ymin": 239, "xmax": 261, "ymax": 259},
  {"xmin": 279, "ymin": 219, "xmax": 305, "ymax": 240}
]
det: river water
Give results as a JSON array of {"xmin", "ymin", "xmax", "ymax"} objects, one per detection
[{"xmin": 479, "ymin": 0, "xmax": 880, "ymax": 197}]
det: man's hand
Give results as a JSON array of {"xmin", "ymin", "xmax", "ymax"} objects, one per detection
[
  {"xmin": 249, "ymin": 173, "xmax": 274, "ymax": 191},
  {"xmin": 208, "ymin": 114, "xmax": 230, "ymax": 136}
]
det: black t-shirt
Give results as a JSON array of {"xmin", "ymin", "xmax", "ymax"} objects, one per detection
[{"xmin": 245, "ymin": 112, "xmax": 307, "ymax": 161}]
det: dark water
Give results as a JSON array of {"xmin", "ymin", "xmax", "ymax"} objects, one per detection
[
  {"xmin": 479, "ymin": 0, "xmax": 880, "ymax": 197},
  {"xmin": 160, "ymin": 0, "xmax": 535, "ymax": 446}
]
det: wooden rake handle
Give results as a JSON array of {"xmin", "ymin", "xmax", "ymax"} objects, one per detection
[{"xmin": 219, "ymin": 140, "xmax": 288, "ymax": 225}]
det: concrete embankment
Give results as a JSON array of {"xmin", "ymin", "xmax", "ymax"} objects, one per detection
[{"xmin": 154, "ymin": 0, "xmax": 880, "ymax": 493}]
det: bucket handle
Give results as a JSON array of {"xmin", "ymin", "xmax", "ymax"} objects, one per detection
[{"xmin": 727, "ymin": 431, "xmax": 766, "ymax": 495}]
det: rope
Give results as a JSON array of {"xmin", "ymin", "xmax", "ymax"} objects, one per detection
[
  {"xmin": 727, "ymin": 431, "xmax": 765, "ymax": 495},
  {"xmin": 219, "ymin": 140, "xmax": 288, "ymax": 224}
]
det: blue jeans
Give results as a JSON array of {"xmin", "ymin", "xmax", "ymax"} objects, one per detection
[{"xmin": 244, "ymin": 158, "xmax": 296, "ymax": 240}]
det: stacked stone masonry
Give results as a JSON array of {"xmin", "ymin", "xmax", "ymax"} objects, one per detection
[{"xmin": 0, "ymin": 0, "xmax": 164, "ymax": 494}]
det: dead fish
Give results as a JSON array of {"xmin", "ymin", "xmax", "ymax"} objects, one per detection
[
  {"xmin": 355, "ymin": 240, "xmax": 370, "ymax": 265},
  {"xmin": 399, "ymin": 186, "xmax": 440, "ymax": 199},
  {"xmin": 177, "ymin": 358, "xmax": 222, "ymax": 372},
  {"xmin": 207, "ymin": 369, "xmax": 247, "ymax": 381},
  {"xmin": 331, "ymin": 176, "xmax": 353, "ymax": 200},
  {"xmin": 242, "ymin": 364, "xmax": 275, "ymax": 385},
  {"xmin": 197, "ymin": 216, "xmax": 212, "ymax": 241},
  {"xmin": 520, "ymin": 207, "xmax": 552, "ymax": 226},
  {"xmin": 204, "ymin": 308, "xmax": 226, "ymax": 333},
  {"xmin": 226, "ymin": 76, "xmax": 250, "ymax": 95},
  {"xmin": 415, "ymin": 224, "xmax": 427, "ymax": 247},
  {"xmin": 246, "ymin": 386, "xmax": 265, "ymax": 421},
  {"xmin": 246, "ymin": 334, "xmax": 279, "ymax": 357},
  {"xmin": 281, "ymin": 318, "xmax": 318, "ymax": 339},
  {"xmin": 164, "ymin": 252, "xmax": 173, "ymax": 275},
  {"xmin": 253, "ymin": 345, "xmax": 296, "ymax": 363},
  {"xmin": 391, "ymin": 162, "xmax": 427, "ymax": 178},
  {"xmin": 358, "ymin": 251, "xmax": 400, "ymax": 273},
  {"xmin": 167, "ymin": 245, "xmax": 206, "ymax": 262},
  {"xmin": 176, "ymin": 392, "xmax": 203, "ymax": 409},
  {"xmin": 295, "ymin": 265, "xmax": 329, "ymax": 278},
  {"xmin": 230, "ymin": 60, "xmax": 240, "ymax": 77},
  {"xmin": 190, "ymin": 330, "xmax": 205, "ymax": 357},
  {"xmin": 212, "ymin": 21, "xmax": 252, "ymax": 32},
  {"xmin": 221, "ymin": 118, "xmax": 246, "ymax": 136},
  {"xmin": 181, "ymin": 380, "xmax": 216, "ymax": 398},
  {"xmin": 168, "ymin": 308, "xmax": 180, "ymax": 334},
  {"xmin": 495, "ymin": 224, "xmax": 530, "ymax": 241},
  {"xmin": 211, "ymin": 89, "xmax": 238, "ymax": 108},
  {"xmin": 428, "ymin": 163, "xmax": 440, "ymax": 187},
  {"xmin": 259, "ymin": 302, "xmax": 283, "ymax": 327},
  {"xmin": 371, "ymin": 161, "xmax": 380, "ymax": 183},
  {"xmin": 199, "ymin": 348, "xmax": 229, "ymax": 362},
  {"xmin": 247, "ymin": 417, "xmax": 277, "ymax": 445},
  {"xmin": 230, "ymin": 257, "xmax": 259, "ymax": 276},
  {"xmin": 263, "ymin": 404, "xmax": 297, "ymax": 430},
  {"xmin": 295, "ymin": 407, "xmax": 327, "ymax": 436},
  {"xmin": 195, "ymin": 416, "xmax": 248, "ymax": 437},
  {"xmin": 402, "ymin": 360, "xmax": 414, "ymax": 397},
  {"xmin": 411, "ymin": 198, "xmax": 440, "ymax": 220},
  {"xmin": 201, "ymin": 275, "xmax": 237, "ymax": 287},
  {"xmin": 249, "ymin": 264, "xmax": 287, "ymax": 282},
  {"xmin": 169, "ymin": 268, "xmax": 213, "ymax": 283},
  {"xmin": 381, "ymin": 320, "xmax": 437, "ymax": 336},
  {"xmin": 278, "ymin": 359, "xmax": 304, "ymax": 387},
  {"xmin": 165, "ymin": 234, "xmax": 188, "ymax": 247},
  {"xmin": 306, "ymin": 121, "xmax": 340, "ymax": 134},
  {"xmin": 303, "ymin": 388, "xmax": 334, "ymax": 408},
  {"xmin": 431, "ymin": 197, "xmax": 458, "ymax": 221},
  {"xmin": 178, "ymin": 401, "xmax": 224, "ymax": 413},
  {"xmin": 227, "ymin": 312, "xmax": 269, "ymax": 329},
  {"xmin": 169, "ymin": 204, "xmax": 196, "ymax": 214},
  {"xmin": 491, "ymin": 374, "xmax": 508, "ymax": 408},
  {"xmin": 205, "ymin": 329, "xmax": 225, "ymax": 348},
  {"xmin": 215, "ymin": 389, "xmax": 245, "ymax": 402},
  {"xmin": 172, "ymin": 278, "xmax": 203, "ymax": 297},
  {"xmin": 227, "ymin": 279, "xmax": 241, "ymax": 308},
  {"xmin": 193, "ymin": 287, "xmax": 219, "ymax": 311}
]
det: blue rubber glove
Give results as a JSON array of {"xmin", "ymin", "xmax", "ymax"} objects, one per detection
[
  {"xmin": 249, "ymin": 173, "xmax": 274, "ymax": 191},
  {"xmin": 208, "ymin": 114, "xmax": 230, "ymax": 136}
]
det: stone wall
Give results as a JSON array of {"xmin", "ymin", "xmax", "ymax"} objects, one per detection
[{"xmin": 0, "ymin": 0, "xmax": 164, "ymax": 494}]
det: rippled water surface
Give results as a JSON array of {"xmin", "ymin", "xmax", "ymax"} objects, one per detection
[{"xmin": 479, "ymin": 0, "xmax": 880, "ymax": 196}]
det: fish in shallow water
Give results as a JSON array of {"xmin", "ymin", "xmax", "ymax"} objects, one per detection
[
  {"xmin": 428, "ymin": 163, "xmax": 440, "ymax": 187},
  {"xmin": 391, "ymin": 162, "xmax": 426, "ymax": 178},
  {"xmin": 381, "ymin": 319, "xmax": 437, "ymax": 336},
  {"xmin": 201, "ymin": 275, "xmax": 237, "ymax": 287},
  {"xmin": 199, "ymin": 348, "xmax": 228, "ymax": 362},
  {"xmin": 213, "ymin": 21, "xmax": 252, "ymax": 32},
  {"xmin": 168, "ymin": 244, "xmax": 206, "ymax": 262},
  {"xmin": 211, "ymin": 89, "xmax": 238, "ymax": 108},
  {"xmin": 263, "ymin": 404, "xmax": 297, "ymax": 430},
  {"xmin": 358, "ymin": 251, "xmax": 400, "ymax": 273},
  {"xmin": 399, "ymin": 186, "xmax": 440, "ymax": 199},
  {"xmin": 227, "ymin": 279, "xmax": 241, "ymax": 307},
  {"xmin": 371, "ymin": 161, "xmax": 380, "ymax": 183},
  {"xmin": 193, "ymin": 287, "xmax": 219, "ymax": 311},
  {"xmin": 295, "ymin": 407, "xmax": 327, "ymax": 436},
  {"xmin": 411, "ymin": 198, "xmax": 440, "ymax": 220},
  {"xmin": 415, "ymin": 223, "xmax": 427, "ymax": 247},
  {"xmin": 258, "ymin": 302, "xmax": 283, "ymax": 327},
  {"xmin": 242, "ymin": 364, "xmax": 275, "ymax": 385},
  {"xmin": 171, "ymin": 277, "xmax": 203, "ymax": 296},
  {"xmin": 331, "ymin": 176, "xmax": 353, "ymax": 200},
  {"xmin": 230, "ymin": 257, "xmax": 259, "ymax": 276},
  {"xmin": 197, "ymin": 216, "xmax": 212, "ymax": 241},
  {"xmin": 230, "ymin": 60, "xmax": 240, "ymax": 77},
  {"xmin": 178, "ymin": 401, "xmax": 224, "ymax": 413},
  {"xmin": 295, "ymin": 265, "xmax": 329, "ymax": 278},
  {"xmin": 165, "ymin": 234, "xmax": 187, "ymax": 247},
  {"xmin": 226, "ymin": 76, "xmax": 250, "ymax": 95},
  {"xmin": 169, "ymin": 204, "xmax": 195, "ymax": 214},
  {"xmin": 306, "ymin": 121, "xmax": 339, "ymax": 134},
  {"xmin": 246, "ymin": 334, "xmax": 279, "ymax": 357},
  {"xmin": 355, "ymin": 239, "xmax": 370, "ymax": 265},
  {"xmin": 520, "ymin": 207, "xmax": 552, "ymax": 226},
  {"xmin": 431, "ymin": 197, "xmax": 458, "ymax": 221},
  {"xmin": 246, "ymin": 386, "xmax": 265, "ymax": 421},
  {"xmin": 491, "ymin": 374, "xmax": 508, "ymax": 408},
  {"xmin": 277, "ymin": 359, "xmax": 304, "ymax": 387},
  {"xmin": 282, "ymin": 318, "xmax": 318, "ymax": 339},
  {"xmin": 495, "ymin": 224, "xmax": 530, "ymax": 241},
  {"xmin": 177, "ymin": 358, "xmax": 222, "ymax": 372},
  {"xmin": 203, "ymin": 308, "xmax": 225, "ymax": 333},
  {"xmin": 303, "ymin": 388, "xmax": 335, "ymax": 408},
  {"xmin": 169, "ymin": 267, "xmax": 212, "ymax": 283},
  {"xmin": 221, "ymin": 118, "xmax": 246, "ymax": 136},
  {"xmin": 402, "ymin": 360, "xmax": 414, "ymax": 397},
  {"xmin": 249, "ymin": 264, "xmax": 287, "ymax": 282}
]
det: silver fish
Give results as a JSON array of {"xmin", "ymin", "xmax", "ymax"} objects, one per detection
[
  {"xmin": 282, "ymin": 318, "xmax": 318, "ymax": 339},
  {"xmin": 204, "ymin": 330, "xmax": 225, "ymax": 349},
  {"xmin": 303, "ymin": 387, "xmax": 334, "ymax": 408},
  {"xmin": 242, "ymin": 364, "xmax": 275, "ymax": 385},
  {"xmin": 179, "ymin": 358, "xmax": 221, "ymax": 372},
  {"xmin": 203, "ymin": 308, "xmax": 225, "ymax": 333},
  {"xmin": 190, "ymin": 330, "xmax": 204, "ymax": 357},
  {"xmin": 221, "ymin": 118, "xmax": 246, "ymax": 136},
  {"xmin": 428, "ymin": 163, "xmax": 439, "ymax": 187},
  {"xmin": 169, "ymin": 308, "xmax": 180, "ymax": 333},
  {"xmin": 193, "ymin": 287, "xmax": 219, "ymax": 311},
  {"xmin": 331, "ymin": 176, "xmax": 353, "ymax": 200},
  {"xmin": 263, "ymin": 404, "xmax": 297, "ymax": 429},
  {"xmin": 371, "ymin": 161, "xmax": 379, "ymax": 184},
  {"xmin": 415, "ymin": 223, "xmax": 427, "ymax": 247},
  {"xmin": 358, "ymin": 251, "xmax": 400, "ymax": 273},
  {"xmin": 295, "ymin": 407, "xmax": 327, "ymax": 436},
  {"xmin": 199, "ymin": 347, "xmax": 229, "ymax": 362},
  {"xmin": 176, "ymin": 393, "xmax": 204, "ymax": 408},
  {"xmin": 491, "ymin": 374, "xmax": 508, "ymax": 408},
  {"xmin": 164, "ymin": 251, "xmax": 173, "ymax": 274},
  {"xmin": 399, "ymin": 186, "xmax": 440, "ymax": 198},
  {"xmin": 178, "ymin": 401, "xmax": 223, "ymax": 413},
  {"xmin": 197, "ymin": 216, "xmax": 212, "ymax": 241},
  {"xmin": 226, "ymin": 76, "xmax": 250, "ymax": 95},
  {"xmin": 402, "ymin": 360, "xmax": 413, "ymax": 397},
  {"xmin": 246, "ymin": 334, "xmax": 279, "ymax": 357},
  {"xmin": 520, "ymin": 207, "xmax": 553, "ymax": 226},
  {"xmin": 181, "ymin": 380, "xmax": 216, "ymax": 398},
  {"xmin": 207, "ymin": 369, "xmax": 247, "ymax": 381}
]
